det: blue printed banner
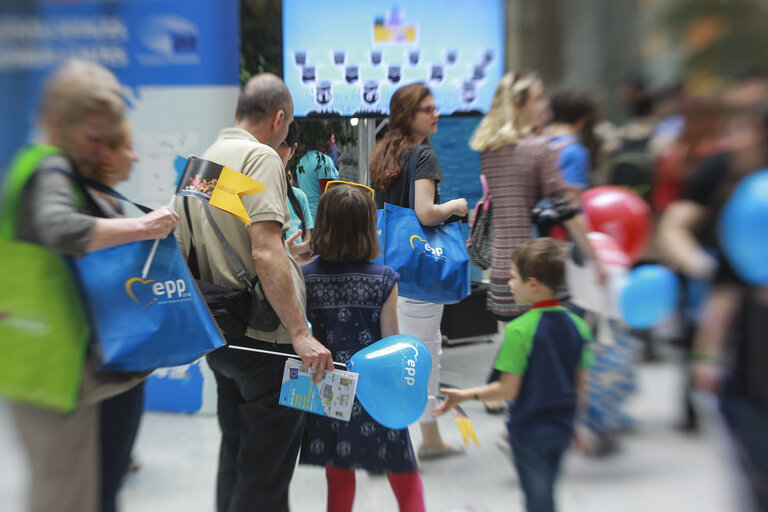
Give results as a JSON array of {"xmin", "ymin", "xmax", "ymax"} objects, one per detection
[
  {"xmin": 0, "ymin": 0, "xmax": 240, "ymax": 206},
  {"xmin": 283, "ymin": 0, "xmax": 505, "ymax": 117}
]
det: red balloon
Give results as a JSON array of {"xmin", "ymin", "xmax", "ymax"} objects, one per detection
[
  {"xmin": 581, "ymin": 186, "xmax": 651, "ymax": 262},
  {"xmin": 549, "ymin": 224, "xmax": 570, "ymax": 242}
]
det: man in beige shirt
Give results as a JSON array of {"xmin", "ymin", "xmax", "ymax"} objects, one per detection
[{"xmin": 174, "ymin": 73, "xmax": 332, "ymax": 512}]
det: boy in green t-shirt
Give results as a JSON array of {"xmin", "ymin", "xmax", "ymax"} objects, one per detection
[{"xmin": 434, "ymin": 237, "xmax": 592, "ymax": 512}]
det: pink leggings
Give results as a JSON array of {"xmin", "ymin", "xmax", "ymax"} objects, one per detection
[{"xmin": 325, "ymin": 466, "xmax": 425, "ymax": 512}]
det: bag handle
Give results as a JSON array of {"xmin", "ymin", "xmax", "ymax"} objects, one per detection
[
  {"xmin": 182, "ymin": 196, "xmax": 202, "ymax": 280},
  {"xmin": 479, "ymin": 174, "xmax": 490, "ymax": 200},
  {"xmin": 405, "ymin": 145, "xmax": 425, "ymax": 209},
  {"xmin": 55, "ymin": 169, "xmax": 153, "ymax": 215},
  {"xmin": 1, "ymin": 145, "xmax": 62, "ymax": 239},
  {"xmin": 405, "ymin": 145, "xmax": 463, "ymax": 224}
]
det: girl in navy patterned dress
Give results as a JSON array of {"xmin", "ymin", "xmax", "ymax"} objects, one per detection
[{"xmin": 299, "ymin": 183, "xmax": 425, "ymax": 512}]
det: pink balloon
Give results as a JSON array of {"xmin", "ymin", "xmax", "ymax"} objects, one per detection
[
  {"xmin": 582, "ymin": 186, "xmax": 651, "ymax": 262},
  {"xmin": 587, "ymin": 232, "xmax": 631, "ymax": 268}
]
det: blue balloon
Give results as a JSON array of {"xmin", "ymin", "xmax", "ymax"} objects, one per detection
[
  {"xmin": 620, "ymin": 265, "xmax": 679, "ymax": 328},
  {"xmin": 346, "ymin": 334, "xmax": 432, "ymax": 429},
  {"xmin": 720, "ymin": 169, "xmax": 768, "ymax": 285}
]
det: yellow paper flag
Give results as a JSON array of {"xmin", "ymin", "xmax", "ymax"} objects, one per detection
[
  {"xmin": 456, "ymin": 416, "xmax": 481, "ymax": 449},
  {"xmin": 209, "ymin": 166, "xmax": 266, "ymax": 224},
  {"xmin": 452, "ymin": 406, "xmax": 481, "ymax": 449}
]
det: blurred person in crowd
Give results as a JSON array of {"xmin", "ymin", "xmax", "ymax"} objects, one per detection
[
  {"xmin": 370, "ymin": 82, "xmax": 469, "ymax": 459},
  {"xmin": 92, "ymin": 118, "xmax": 148, "ymax": 510},
  {"xmin": 599, "ymin": 75, "xmax": 662, "ymax": 361},
  {"xmin": 328, "ymin": 130, "xmax": 340, "ymax": 169},
  {"xmin": 652, "ymin": 95, "xmax": 725, "ymax": 433},
  {"xmin": 651, "ymin": 96, "xmax": 724, "ymax": 214},
  {"xmin": 650, "ymin": 82, "xmax": 686, "ymax": 155},
  {"xmin": 7, "ymin": 59, "xmax": 178, "ymax": 512},
  {"xmin": 469, "ymin": 71, "xmax": 605, "ymax": 413},
  {"xmin": 434, "ymin": 238, "xmax": 592, "ymax": 512},
  {"xmin": 544, "ymin": 90, "xmax": 597, "ymax": 198},
  {"xmin": 659, "ymin": 78, "xmax": 768, "ymax": 282},
  {"xmin": 659, "ymin": 78, "xmax": 768, "ymax": 509},
  {"xmin": 173, "ymin": 73, "xmax": 332, "ymax": 512},
  {"xmin": 691, "ymin": 103, "xmax": 768, "ymax": 511},
  {"xmin": 579, "ymin": 101, "xmax": 605, "ymax": 179},
  {"xmin": 598, "ymin": 75, "xmax": 657, "ymax": 198},
  {"xmin": 277, "ymin": 121, "xmax": 314, "ymax": 248},
  {"xmin": 295, "ymin": 123, "xmax": 339, "ymax": 219}
]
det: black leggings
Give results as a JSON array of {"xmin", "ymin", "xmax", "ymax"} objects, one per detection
[{"xmin": 100, "ymin": 382, "xmax": 145, "ymax": 512}]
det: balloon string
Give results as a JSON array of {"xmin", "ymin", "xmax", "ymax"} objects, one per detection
[{"xmin": 227, "ymin": 345, "xmax": 347, "ymax": 368}]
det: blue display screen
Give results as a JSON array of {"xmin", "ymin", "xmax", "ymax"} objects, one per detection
[{"xmin": 282, "ymin": 0, "xmax": 505, "ymax": 117}]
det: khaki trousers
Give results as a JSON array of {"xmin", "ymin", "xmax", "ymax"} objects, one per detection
[{"xmin": 9, "ymin": 356, "xmax": 146, "ymax": 512}]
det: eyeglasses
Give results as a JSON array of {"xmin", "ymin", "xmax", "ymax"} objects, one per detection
[
  {"xmin": 324, "ymin": 180, "xmax": 375, "ymax": 200},
  {"xmin": 415, "ymin": 105, "xmax": 439, "ymax": 116},
  {"xmin": 277, "ymin": 140, "xmax": 290, "ymax": 149}
]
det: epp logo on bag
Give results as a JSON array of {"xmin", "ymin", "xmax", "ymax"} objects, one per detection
[
  {"xmin": 409, "ymin": 235, "xmax": 446, "ymax": 261},
  {"xmin": 124, "ymin": 277, "xmax": 193, "ymax": 308}
]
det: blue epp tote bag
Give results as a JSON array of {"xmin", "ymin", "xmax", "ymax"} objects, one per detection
[
  {"xmin": 374, "ymin": 146, "xmax": 470, "ymax": 304},
  {"xmin": 376, "ymin": 203, "xmax": 470, "ymax": 303},
  {"xmin": 70, "ymin": 179, "xmax": 225, "ymax": 371}
]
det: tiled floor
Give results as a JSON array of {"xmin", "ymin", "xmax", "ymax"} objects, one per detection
[{"xmin": 0, "ymin": 334, "xmax": 741, "ymax": 511}]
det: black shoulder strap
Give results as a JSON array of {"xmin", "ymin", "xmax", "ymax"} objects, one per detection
[
  {"xmin": 406, "ymin": 144, "xmax": 427, "ymax": 209},
  {"xmin": 186, "ymin": 197, "xmax": 254, "ymax": 293},
  {"xmin": 53, "ymin": 169, "xmax": 153, "ymax": 214},
  {"xmin": 47, "ymin": 167, "xmax": 153, "ymax": 220},
  {"xmin": 182, "ymin": 196, "xmax": 202, "ymax": 280}
]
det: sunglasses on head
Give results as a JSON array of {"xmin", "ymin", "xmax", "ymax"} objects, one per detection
[{"xmin": 324, "ymin": 180, "xmax": 375, "ymax": 200}]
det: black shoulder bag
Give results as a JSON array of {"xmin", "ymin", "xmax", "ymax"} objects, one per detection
[{"xmin": 182, "ymin": 197, "xmax": 280, "ymax": 340}]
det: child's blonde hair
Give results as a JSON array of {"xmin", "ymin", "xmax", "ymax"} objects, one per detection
[{"xmin": 469, "ymin": 71, "xmax": 541, "ymax": 152}]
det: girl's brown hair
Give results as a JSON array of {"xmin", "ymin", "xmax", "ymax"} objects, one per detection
[
  {"xmin": 369, "ymin": 82, "xmax": 433, "ymax": 190},
  {"xmin": 310, "ymin": 184, "xmax": 379, "ymax": 263}
]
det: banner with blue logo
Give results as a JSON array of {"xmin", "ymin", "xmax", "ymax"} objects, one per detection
[
  {"xmin": 0, "ymin": 0, "xmax": 240, "ymax": 207},
  {"xmin": 375, "ymin": 203, "xmax": 470, "ymax": 304},
  {"xmin": 73, "ymin": 235, "xmax": 225, "ymax": 371}
]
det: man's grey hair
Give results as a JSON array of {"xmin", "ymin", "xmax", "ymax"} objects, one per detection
[{"xmin": 236, "ymin": 73, "xmax": 292, "ymax": 123}]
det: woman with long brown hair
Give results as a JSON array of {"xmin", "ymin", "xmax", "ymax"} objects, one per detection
[{"xmin": 370, "ymin": 82, "xmax": 468, "ymax": 459}]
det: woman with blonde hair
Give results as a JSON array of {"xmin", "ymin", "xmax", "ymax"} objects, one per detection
[
  {"xmin": 6, "ymin": 59, "xmax": 178, "ymax": 512},
  {"xmin": 470, "ymin": 71, "xmax": 604, "ymax": 411},
  {"xmin": 370, "ymin": 82, "xmax": 468, "ymax": 459}
]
